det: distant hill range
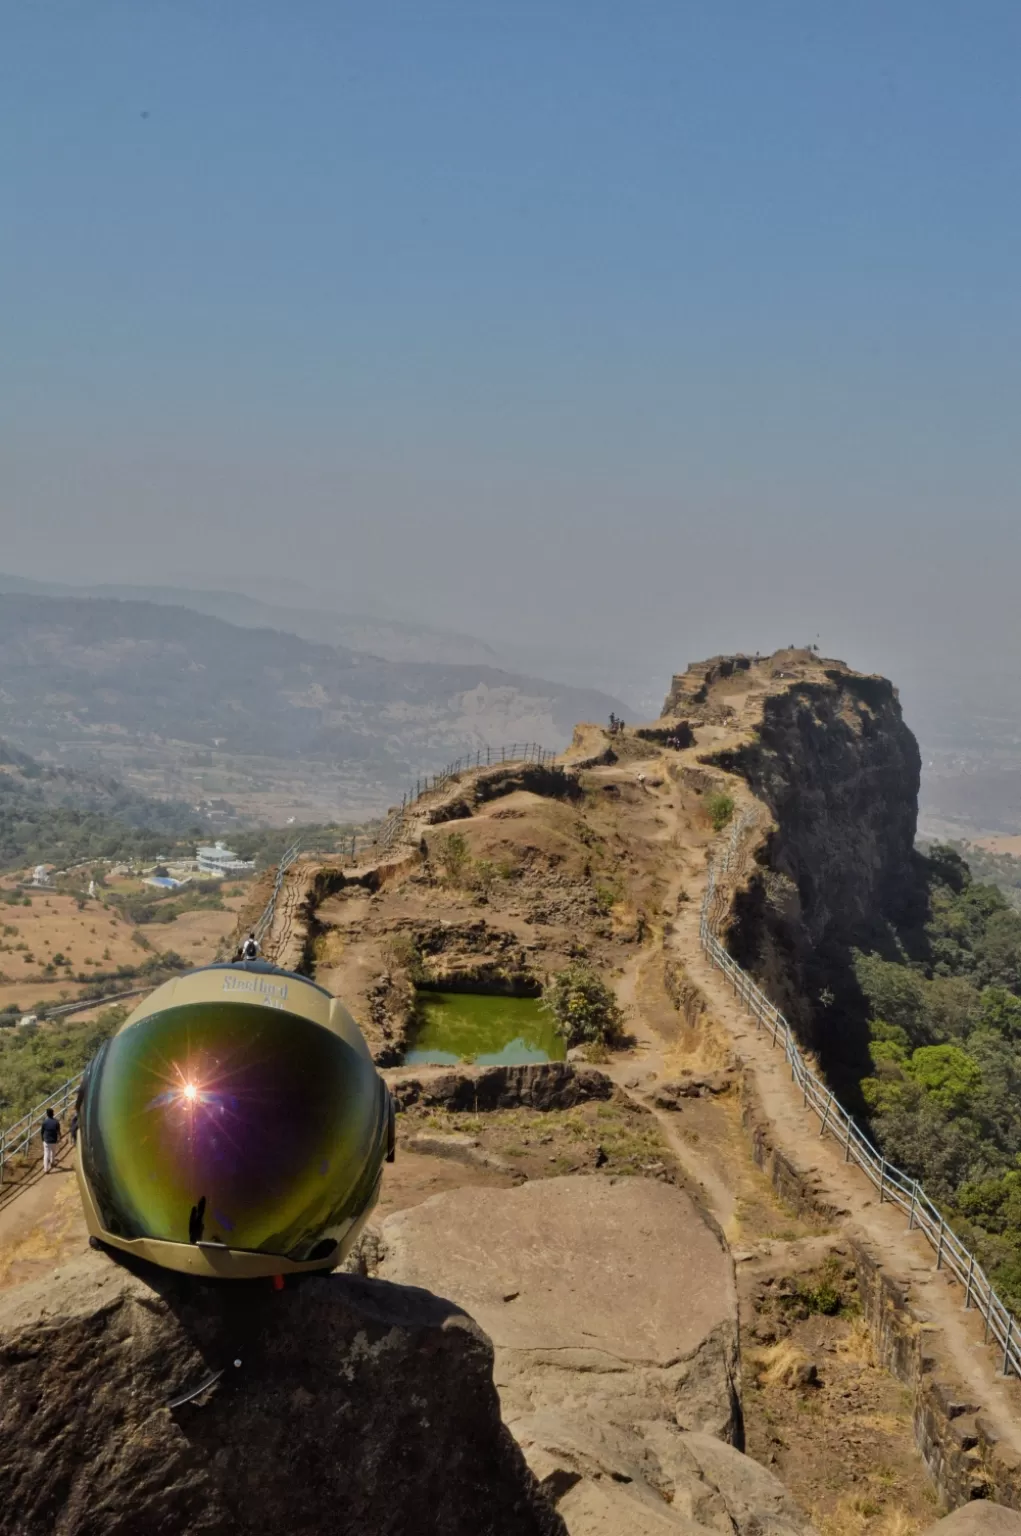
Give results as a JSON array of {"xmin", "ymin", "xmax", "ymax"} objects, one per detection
[
  {"xmin": 0, "ymin": 588, "xmax": 628, "ymax": 813},
  {"xmin": 0, "ymin": 573, "xmax": 505, "ymax": 669}
]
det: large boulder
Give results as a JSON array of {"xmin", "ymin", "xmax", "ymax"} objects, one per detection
[
  {"xmin": 924, "ymin": 1508, "xmax": 1021, "ymax": 1535},
  {"xmin": 378, "ymin": 1176, "xmax": 808, "ymax": 1533},
  {"xmin": 0, "ymin": 1250, "xmax": 564, "ymax": 1536}
]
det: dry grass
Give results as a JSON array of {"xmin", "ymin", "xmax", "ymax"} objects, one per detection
[
  {"xmin": 313, "ymin": 929, "xmax": 347, "ymax": 968},
  {"xmin": 816, "ymin": 1494, "xmax": 923, "ymax": 1536},
  {"xmin": 851, "ymin": 1412, "xmax": 909, "ymax": 1437},
  {"xmin": 751, "ymin": 1339, "xmax": 812, "ymax": 1388},
  {"xmin": 837, "ymin": 1316, "xmax": 878, "ymax": 1369}
]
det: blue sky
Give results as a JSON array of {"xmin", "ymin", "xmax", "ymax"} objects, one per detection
[{"xmin": 3, "ymin": 2, "xmax": 1020, "ymax": 700}]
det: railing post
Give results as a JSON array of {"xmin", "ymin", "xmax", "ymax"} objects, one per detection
[
  {"xmin": 965, "ymin": 1253, "xmax": 975, "ymax": 1310},
  {"xmin": 819, "ymin": 1092, "xmax": 833, "ymax": 1138},
  {"xmin": 908, "ymin": 1184, "xmax": 917, "ymax": 1230},
  {"xmin": 844, "ymin": 1119, "xmax": 852, "ymax": 1162},
  {"xmin": 936, "ymin": 1216, "xmax": 945, "ymax": 1270},
  {"xmin": 1003, "ymin": 1312, "xmax": 1013, "ymax": 1377},
  {"xmin": 879, "ymin": 1159, "xmax": 886, "ymax": 1203}
]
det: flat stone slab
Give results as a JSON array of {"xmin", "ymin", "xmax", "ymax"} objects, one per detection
[
  {"xmin": 379, "ymin": 1175, "xmax": 735, "ymax": 1364},
  {"xmin": 376, "ymin": 1173, "xmax": 780, "ymax": 1533}
]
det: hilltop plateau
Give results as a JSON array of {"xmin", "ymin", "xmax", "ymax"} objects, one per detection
[{"xmin": 7, "ymin": 649, "xmax": 1021, "ymax": 1533}]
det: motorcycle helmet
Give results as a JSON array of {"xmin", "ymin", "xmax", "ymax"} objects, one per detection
[{"xmin": 76, "ymin": 961, "xmax": 395, "ymax": 1278}]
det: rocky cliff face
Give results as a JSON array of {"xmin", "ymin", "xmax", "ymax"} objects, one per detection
[{"xmin": 679, "ymin": 650, "xmax": 922, "ymax": 1083}]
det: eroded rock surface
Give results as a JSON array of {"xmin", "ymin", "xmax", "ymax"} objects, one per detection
[
  {"xmin": 0, "ymin": 1251, "xmax": 564, "ymax": 1536},
  {"xmin": 378, "ymin": 1175, "xmax": 812, "ymax": 1533},
  {"xmin": 385, "ymin": 1061, "xmax": 615, "ymax": 1113},
  {"xmin": 924, "ymin": 1508, "xmax": 1021, "ymax": 1535}
]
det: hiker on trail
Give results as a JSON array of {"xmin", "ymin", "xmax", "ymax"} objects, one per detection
[
  {"xmin": 40, "ymin": 1107, "xmax": 61, "ymax": 1173},
  {"xmin": 240, "ymin": 933, "xmax": 260, "ymax": 962},
  {"xmin": 69, "ymin": 1110, "xmax": 79, "ymax": 1148}
]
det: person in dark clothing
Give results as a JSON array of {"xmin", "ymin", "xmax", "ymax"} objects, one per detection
[
  {"xmin": 40, "ymin": 1108, "xmax": 61, "ymax": 1173},
  {"xmin": 69, "ymin": 1111, "xmax": 80, "ymax": 1148}
]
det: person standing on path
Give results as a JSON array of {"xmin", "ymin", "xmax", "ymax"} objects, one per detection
[{"xmin": 40, "ymin": 1107, "xmax": 61, "ymax": 1172}]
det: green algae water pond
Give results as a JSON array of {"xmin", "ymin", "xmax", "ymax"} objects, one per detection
[{"xmin": 404, "ymin": 991, "xmax": 566, "ymax": 1067}]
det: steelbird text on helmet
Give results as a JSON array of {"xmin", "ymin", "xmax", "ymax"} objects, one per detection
[{"xmin": 76, "ymin": 961, "xmax": 395, "ymax": 1278}]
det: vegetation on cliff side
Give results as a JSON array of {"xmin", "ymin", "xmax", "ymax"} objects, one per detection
[
  {"xmin": 853, "ymin": 845, "xmax": 1021, "ymax": 1308},
  {"xmin": 0, "ymin": 1007, "xmax": 126, "ymax": 1130},
  {"xmin": 926, "ymin": 839, "xmax": 1021, "ymax": 913}
]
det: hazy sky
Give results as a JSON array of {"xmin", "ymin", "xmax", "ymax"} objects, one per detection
[{"xmin": 4, "ymin": 2, "xmax": 1020, "ymax": 702}]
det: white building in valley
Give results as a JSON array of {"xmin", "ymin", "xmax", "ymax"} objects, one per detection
[{"xmin": 195, "ymin": 841, "xmax": 255, "ymax": 877}]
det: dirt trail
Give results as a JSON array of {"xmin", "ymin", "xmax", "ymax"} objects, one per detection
[
  {"xmin": 665, "ymin": 800, "xmax": 1021, "ymax": 1450},
  {"xmin": 575, "ymin": 739, "xmax": 1021, "ymax": 1456},
  {"xmin": 0, "ymin": 1159, "xmax": 85, "ymax": 1292}
]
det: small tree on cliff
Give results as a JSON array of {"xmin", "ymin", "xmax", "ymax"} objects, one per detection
[
  {"xmin": 706, "ymin": 792, "xmax": 734, "ymax": 832},
  {"xmin": 542, "ymin": 964, "xmax": 625, "ymax": 1048}
]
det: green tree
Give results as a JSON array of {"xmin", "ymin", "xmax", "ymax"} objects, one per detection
[
  {"xmin": 905, "ymin": 1044, "xmax": 982, "ymax": 1112},
  {"xmin": 541, "ymin": 964, "xmax": 625, "ymax": 1048},
  {"xmin": 979, "ymin": 988, "xmax": 1021, "ymax": 1039},
  {"xmin": 706, "ymin": 792, "xmax": 735, "ymax": 832},
  {"xmin": 854, "ymin": 953, "xmax": 928, "ymax": 1041},
  {"xmin": 436, "ymin": 832, "xmax": 471, "ymax": 884}
]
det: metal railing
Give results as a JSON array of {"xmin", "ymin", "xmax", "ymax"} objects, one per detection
[
  {"xmin": 700, "ymin": 823, "xmax": 1021, "ymax": 1378},
  {"xmin": 0, "ymin": 1070, "xmax": 83, "ymax": 1191},
  {"xmin": 374, "ymin": 743, "xmax": 556, "ymax": 853},
  {"xmin": 252, "ymin": 837, "xmax": 303, "ymax": 947}
]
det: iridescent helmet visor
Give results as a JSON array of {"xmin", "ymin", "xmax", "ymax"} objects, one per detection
[{"xmin": 79, "ymin": 997, "xmax": 390, "ymax": 1264}]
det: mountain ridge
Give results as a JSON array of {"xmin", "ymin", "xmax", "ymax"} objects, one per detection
[{"xmin": 0, "ymin": 591, "xmax": 629, "ymax": 820}]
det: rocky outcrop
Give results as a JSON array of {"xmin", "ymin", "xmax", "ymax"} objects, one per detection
[
  {"xmin": 385, "ymin": 1061, "xmax": 615, "ymax": 1112},
  {"xmin": 413, "ymin": 918, "xmax": 542, "ymax": 994},
  {"xmin": 925, "ymin": 1509, "xmax": 1021, "ymax": 1535},
  {"xmin": 700, "ymin": 655, "xmax": 922, "ymax": 1079},
  {"xmin": 537, "ymin": 1429, "xmax": 811, "ymax": 1536},
  {"xmin": 430, "ymin": 764, "xmax": 583, "ymax": 824},
  {"xmin": 0, "ymin": 1252, "xmax": 564, "ymax": 1536},
  {"xmin": 376, "ymin": 1176, "xmax": 811, "ymax": 1534},
  {"xmin": 662, "ymin": 654, "xmax": 753, "ymax": 714}
]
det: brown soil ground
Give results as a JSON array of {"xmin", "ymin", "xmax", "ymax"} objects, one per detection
[{"xmin": 740, "ymin": 1250, "xmax": 941, "ymax": 1536}]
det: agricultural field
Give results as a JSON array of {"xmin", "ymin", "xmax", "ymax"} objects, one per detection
[{"xmin": 0, "ymin": 873, "xmax": 251, "ymax": 1021}]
